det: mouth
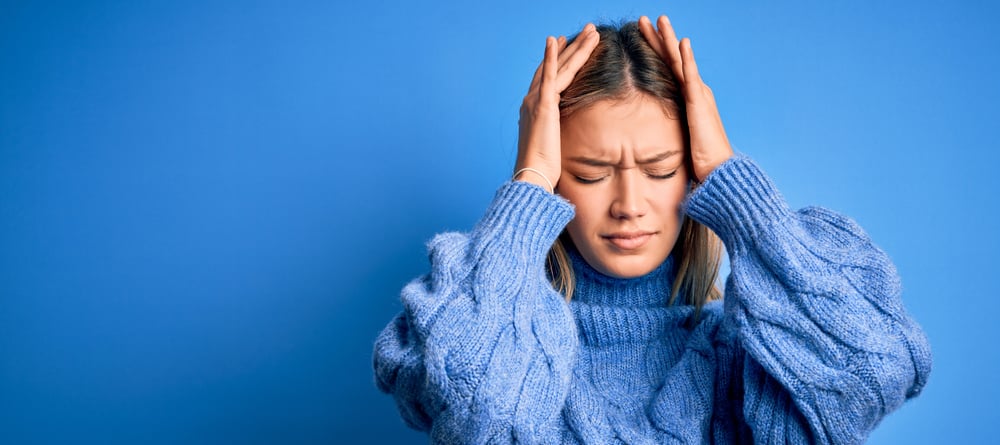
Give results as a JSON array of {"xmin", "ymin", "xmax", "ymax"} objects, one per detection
[{"xmin": 601, "ymin": 231, "xmax": 656, "ymax": 251}]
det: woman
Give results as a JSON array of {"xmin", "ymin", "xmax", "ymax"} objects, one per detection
[{"xmin": 373, "ymin": 15, "xmax": 932, "ymax": 444}]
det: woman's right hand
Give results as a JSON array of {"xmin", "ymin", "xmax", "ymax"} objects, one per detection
[{"xmin": 515, "ymin": 23, "xmax": 600, "ymax": 192}]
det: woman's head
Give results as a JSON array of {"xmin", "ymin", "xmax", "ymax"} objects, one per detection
[
  {"xmin": 558, "ymin": 93, "xmax": 688, "ymax": 280},
  {"xmin": 547, "ymin": 20, "xmax": 723, "ymax": 320}
]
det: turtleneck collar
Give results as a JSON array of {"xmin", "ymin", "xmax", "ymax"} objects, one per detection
[
  {"xmin": 563, "ymin": 240, "xmax": 707, "ymax": 346},
  {"xmin": 564, "ymin": 239, "xmax": 679, "ymax": 308}
]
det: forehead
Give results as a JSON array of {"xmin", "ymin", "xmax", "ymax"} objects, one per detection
[{"xmin": 560, "ymin": 96, "xmax": 684, "ymax": 159}]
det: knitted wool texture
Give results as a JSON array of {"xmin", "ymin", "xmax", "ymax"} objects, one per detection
[{"xmin": 373, "ymin": 152, "xmax": 932, "ymax": 444}]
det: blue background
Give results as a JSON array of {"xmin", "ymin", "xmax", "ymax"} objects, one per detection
[{"xmin": 1, "ymin": 0, "xmax": 996, "ymax": 443}]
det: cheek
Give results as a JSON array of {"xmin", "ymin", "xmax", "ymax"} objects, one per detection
[
  {"xmin": 653, "ymin": 177, "xmax": 689, "ymax": 203},
  {"xmin": 556, "ymin": 181, "xmax": 591, "ymax": 209},
  {"xmin": 563, "ymin": 194, "xmax": 599, "ymax": 227},
  {"xmin": 558, "ymin": 185, "xmax": 601, "ymax": 237},
  {"xmin": 651, "ymin": 183, "xmax": 691, "ymax": 226}
]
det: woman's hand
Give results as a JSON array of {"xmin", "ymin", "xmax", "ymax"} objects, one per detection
[
  {"xmin": 638, "ymin": 15, "xmax": 733, "ymax": 184},
  {"xmin": 515, "ymin": 23, "xmax": 600, "ymax": 192}
]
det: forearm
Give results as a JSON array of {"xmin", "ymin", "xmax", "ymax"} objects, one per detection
[
  {"xmin": 681, "ymin": 152, "xmax": 932, "ymax": 443},
  {"xmin": 373, "ymin": 179, "xmax": 580, "ymax": 442}
]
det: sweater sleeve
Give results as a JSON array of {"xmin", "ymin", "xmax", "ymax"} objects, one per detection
[
  {"xmin": 372, "ymin": 180, "xmax": 579, "ymax": 444},
  {"xmin": 680, "ymin": 152, "xmax": 933, "ymax": 444}
]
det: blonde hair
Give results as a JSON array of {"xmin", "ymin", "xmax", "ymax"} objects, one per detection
[{"xmin": 545, "ymin": 20, "xmax": 725, "ymax": 327}]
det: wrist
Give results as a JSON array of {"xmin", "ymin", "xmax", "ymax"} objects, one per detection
[
  {"xmin": 512, "ymin": 167, "xmax": 555, "ymax": 193},
  {"xmin": 514, "ymin": 157, "xmax": 559, "ymax": 185}
]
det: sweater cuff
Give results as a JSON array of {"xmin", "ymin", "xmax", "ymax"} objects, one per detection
[
  {"xmin": 470, "ymin": 180, "xmax": 576, "ymax": 266},
  {"xmin": 680, "ymin": 152, "xmax": 795, "ymax": 252}
]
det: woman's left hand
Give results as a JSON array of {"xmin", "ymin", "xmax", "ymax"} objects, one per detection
[{"xmin": 638, "ymin": 15, "xmax": 733, "ymax": 184}]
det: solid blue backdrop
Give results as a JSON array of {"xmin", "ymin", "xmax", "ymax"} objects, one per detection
[{"xmin": 1, "ymin": 0, "xmax": 996, "ymax": 443}]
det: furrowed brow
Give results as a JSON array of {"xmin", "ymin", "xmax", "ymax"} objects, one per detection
[
  {"xmin": 568, "ymin": 150, "xmax": 681, "ymax": 167},
  {"xmin": 636, "ymin": 150, "xmax": 681, "ymax": 164},
  {"xmin": 568, "ymin": 156, "xmax": 616, "ymax": 167}
]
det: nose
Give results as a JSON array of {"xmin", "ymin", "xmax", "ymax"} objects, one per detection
[{"xmin": 609, "ymin": 169, "xmax": 647, "ymax": 220}]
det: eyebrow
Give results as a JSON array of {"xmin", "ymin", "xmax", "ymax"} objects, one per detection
[{"xmin": 568, "ymin": 149, "xmax": 681, "ymax": 167}]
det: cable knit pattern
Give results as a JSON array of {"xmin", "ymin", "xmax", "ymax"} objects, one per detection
[{"xmin": 373, "ymin": 151, "xmax": 932, "ymax": 444}]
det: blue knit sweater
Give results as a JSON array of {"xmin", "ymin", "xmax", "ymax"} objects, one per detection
[{"xmin": 373, "ymin": 152, "xmax": 932, "ymax": 444}]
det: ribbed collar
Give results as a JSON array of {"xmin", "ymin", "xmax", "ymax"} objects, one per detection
[
  {"xmin": 565, "ymin": 240, "xmax": 679, "ymax": 308},
  {"xmin": 563, "ymin": 240, "xmax": 703, "ymax": 346}
]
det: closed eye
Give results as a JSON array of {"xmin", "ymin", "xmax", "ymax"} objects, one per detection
[
  {"xmin": 574, "ymin": 170, "xmax": 678, "ymax": 184},
  {"xmin": 573, "ymin": 175, "xmax": 605, "ymax": 184},
  {"xmin": 647, "ymin": 170, "xmax": 678, "ymax": 180}
]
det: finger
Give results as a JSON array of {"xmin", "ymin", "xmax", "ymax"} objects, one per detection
[
  {"xmin": 529, "ymin": 54, "xmax": 544, "ymax": 93},
  {"xmin": 555, "ymin": 23, "xmax": 596, "ymax": 73},
  {"xmin": 555, "ymin": 28, "xmax": 601, "ymax": 90},
  {"xmin": 528, "ymin": 26, "xmax": 591, "ymax": 96},
  {"xmin": 539, "ymin": 36, "xmax": 559, "ymax": 99},
  {"xmin": 528, "ymin": 35, "xmax": 565, "ymax": 94},
  {"xmin": 638, "ymin": 16, "xmax": 666, "ymax": 61},
  {"xmin": 555, "ymin": 35, "xmax": 568, "ymax": 63},
  {"xmin": 556, "ymin": 34, "xmax": 576, "ymax": 67},
  {"xmin": 680, "ymin": 37, "xmax": 703, "ymax": 89},
  {"xmin": 657, "ymin": 15, "xmax": 685, "ymax": 84}
]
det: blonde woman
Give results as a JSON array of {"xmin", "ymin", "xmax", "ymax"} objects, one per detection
[{"xmin": 374, "ymin": 15, "xmax": 931, "ymax": 444}]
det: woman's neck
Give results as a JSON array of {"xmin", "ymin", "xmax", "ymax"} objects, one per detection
[{"xmin": 564, "ymin": 240, "xmax": 679, "ymax": 308}]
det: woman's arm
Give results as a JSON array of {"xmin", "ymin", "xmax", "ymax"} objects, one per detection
[
  {"xmin": 681, "ymin": 152, "xmax": 933, "ymax": 444},
  {"xmin": 372, "ymin": 180, "xmax": 579, "ymax": 444}
]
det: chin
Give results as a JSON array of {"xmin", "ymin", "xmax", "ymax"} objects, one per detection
[{"xmin": 596, "ymin": 255, "xmax": 661, "ymax": 279}]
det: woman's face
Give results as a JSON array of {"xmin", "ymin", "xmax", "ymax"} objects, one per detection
[{"xmin": 557, "ymin": 95, "xmax": 690, "ymax": 279}]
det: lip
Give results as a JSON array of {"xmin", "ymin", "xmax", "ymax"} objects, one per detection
[{"xmin": 601, "ymin": 231, "xmax": 656, "ymax": 250}]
